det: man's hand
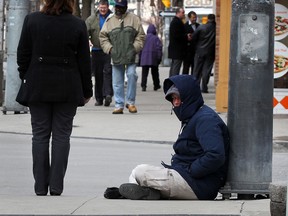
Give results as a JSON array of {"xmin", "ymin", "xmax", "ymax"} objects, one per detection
[{"xmin": 187, "ymin": 33, "xmax": 192, "ymax": 41}]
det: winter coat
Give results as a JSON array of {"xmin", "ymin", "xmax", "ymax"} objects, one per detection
[
  {"xmin": 168, "ymin": 16, "xmax": 187, "ymax": 60},
  {"xmin": 99, "ymin": 12, "xmax": 145, "ymax": 65},
  {"xmin": 192, "ymin": 20, "xmax": 216, "ymax": 58},
  {"xmin": 184, "ymin": 21, "xmax": 200, "ymax": 56},
  {"xmin": 16, "ymin": 11, "xmax": 93, "ymax": 107},
  {"xmin": 85, "ymin": 9, "xmax": 112, "ymax": 49},
  {"xmin": 163, "ymin": 75, "xmax": 230, "ymax": 200},
  {"xmin": 140, "ymin": 24, "xmax": 162, "ymax": 66}
]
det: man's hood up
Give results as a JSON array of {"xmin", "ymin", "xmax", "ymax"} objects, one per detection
[
  {"xmin": 163, "ymin": 75, "xmax": 204, "ymax": 121},
  {"xmin": 147, "ymin": 24, "xmax": 156, "ymax": 35}
]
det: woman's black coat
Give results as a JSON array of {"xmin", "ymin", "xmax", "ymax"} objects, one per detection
[{"xmin": 16, "ymin": 11, "xmax": 93, "ymax": 106}]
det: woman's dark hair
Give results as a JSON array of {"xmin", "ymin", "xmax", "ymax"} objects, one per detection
[{"xmin": 41, "ymin": 0, "xmax": 75, "ymax": 15}]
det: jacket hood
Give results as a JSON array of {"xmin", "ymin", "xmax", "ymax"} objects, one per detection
[
  {"xmin": 163, "ymin": 75, "xmax": 204, "ymax": 121},
  {"xmin": 147, "ymin": 24, "xmax": 156, "ymax": 35}
]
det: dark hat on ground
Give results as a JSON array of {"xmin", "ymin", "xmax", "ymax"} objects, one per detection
[
  {"xmin": 165, "ymin": 84, "xmax": 180, "ymax": 102},
  {"xmin": 115, "ymin": 0, "xmax": 128, "ymax": 7}
]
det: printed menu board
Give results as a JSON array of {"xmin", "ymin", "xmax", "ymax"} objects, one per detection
[{"xmin": 275, "ymin": 1, "xmax": 288, "ymax": 88}]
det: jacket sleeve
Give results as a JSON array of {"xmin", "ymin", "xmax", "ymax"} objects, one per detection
[
  {"xmin": 85, "ymin": 16, "xmax": 92, "ymax": 39},
  {"xmin": 189, "ymin": 117, "xmax": 226, "ymax": 178},
  {"xmin": 170, "ymin": 19, "xmax": 187, "ymax": 42},
  {"xmin": 17, "ymin": 15, "xmax": 32, "ymax": 80},
  {"xmin": 77, "ymin": 21, "xmax": 93, "ymax": 99},
  {"xmin": 156, "ymin": 37, "xmax": 163, "ymax": 61},
  {"xmin": 191, "ymin": 26, "xmax": 200, "ymax": 44},
  {"xmin": 99, "ymin": 20, "xmax": 113, "ymax": 54},
  {"xmin": 133, "ymin": 17, "xmax": 146, "ymax": 53}
]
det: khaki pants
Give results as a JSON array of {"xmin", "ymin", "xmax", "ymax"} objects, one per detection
[{"xmin": 129, "ymin": 164, "xmax": 198, "ymax": 200}]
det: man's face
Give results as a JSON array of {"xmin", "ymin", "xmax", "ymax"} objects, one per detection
[
  {"xmin": 171, "ymin": 94, "xmax": 181, "ymax": 107},
  {"xmin": 115, "ymin": 5, "xmax": 127, "ymax": 17},
  {"xmin": 177, "ymin": 9, "xmax": 185, "ymax": 20},
  {"xmin": 99, "ymin": 4, "xmax": 109, "ymax": 16},
  {"xmin": 190, "ymin": 14, "xmax": 197, "ymax": 24}
]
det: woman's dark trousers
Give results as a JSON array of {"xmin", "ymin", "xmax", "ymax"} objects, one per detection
[
  {"xmin": 29, "ymin": 102, "xmax": 77, "ymax": 195},
  {"xmin": 141, "ymin": 66, "xmax": 160, "ymax": 89}
]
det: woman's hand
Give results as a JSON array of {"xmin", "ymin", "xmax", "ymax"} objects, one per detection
[{"xmin": 84, "ymin": 97, "xmax": 91, "ymax": 104}]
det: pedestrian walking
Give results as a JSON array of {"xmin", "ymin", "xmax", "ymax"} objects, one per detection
[
  {"xmin": 86, "ymin": 0, "xmax": 113, "ymax": 107},
  {"xmin": 16, "ymin": 0, "xmax": 93, "ymax": 196},
  {"xmin": 99, "ymin": 0, "xmax": 145, "ymax": 114},
  {"xmin": 140, "ymin": 24, "xmax": 162, "ymax": 92},
  {"xmin": 192, "ymin": 14, "xmax": 216, "ymax": 93}
]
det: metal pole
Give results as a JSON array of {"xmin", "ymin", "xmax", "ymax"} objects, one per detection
[
  {"xmin": 221, "ymin": 0, "xmax": 274, "ymax": 198},
  {"xmin": 0, "ymin": 0, "xmax": 5, "ymax": 51},
  {"xmin": 0, "ymin": 0, "xmax": 5, "ymax": 105},
  {"xmin": 0, "ymin": 50, "xmax": 3, "ymax": 106},
  {"xmin": 3, "ymin": 0, "xmax": 29, "ymax": 114},
  {"xmin": 136, "ymin": 0, "xmax": 141, "ymax": 17}
]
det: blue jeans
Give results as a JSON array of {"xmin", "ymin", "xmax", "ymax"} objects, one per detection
[{"xmin": 112, "ymin": 64, "xmax": 138, "ymax": 108}]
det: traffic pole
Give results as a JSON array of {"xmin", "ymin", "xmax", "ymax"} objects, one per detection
[
  {"xmin": 221, "ymin": 0, "xmax": 274, "ymax": 198},
  {"xmin": 0, "ymin": 0, "xmax": 5, "ymax": 105},
  {"xmin": 3, "ymin": 0, "xmax": 29, "ymax": 114}
]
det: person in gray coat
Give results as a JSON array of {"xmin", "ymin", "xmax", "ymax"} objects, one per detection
[
  {"xmin": 192, "ymin": 14, "xmax": 216, "ymax": 93},
  {"xmin": 86, "ymin": 0, "xmax": 113, "ymax": 106}
]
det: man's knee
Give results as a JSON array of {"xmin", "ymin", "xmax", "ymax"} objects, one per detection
[{"xmin": 133, "ymin": 164, "xmax": 149, "ymax": 179}]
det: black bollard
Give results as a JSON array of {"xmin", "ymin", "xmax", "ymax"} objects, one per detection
[{"xmin": 221, "ymin": 0, "xmax": 274, "ymax": 198}]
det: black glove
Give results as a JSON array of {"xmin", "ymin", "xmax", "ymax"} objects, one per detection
[{"xmin": 104, "ymin": 187, "xmax": 125, "ymax": 199}]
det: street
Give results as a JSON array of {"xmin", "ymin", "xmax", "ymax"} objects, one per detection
[{"xmin": 0, "ymin": 132, "xmax": 287, "ymax": 197}]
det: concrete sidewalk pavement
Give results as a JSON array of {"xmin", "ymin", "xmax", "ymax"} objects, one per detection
[
  {"xmin": 0, "ymin": 66, "xmax": 287, "ymax": 146},
  {"xmin": 0, "ymin": 66, "xmax": 287, "ymax": 215}
]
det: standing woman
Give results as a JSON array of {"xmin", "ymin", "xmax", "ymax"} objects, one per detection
[
  {"xmin": 140, "ymin": 24, "xmax": 162, "ymax": 92},
  {"xmin": 16, "ymin": 0, "xmax": 93, "ymax": 196}
]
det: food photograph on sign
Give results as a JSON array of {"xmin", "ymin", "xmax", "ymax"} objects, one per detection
[
  {"xmin": 274, "ymin": 41, "xmax": 288, "ymax": 79},
  {"xmin": 275, "ymin": 3, "xmax": 288, "ymax": 41}
]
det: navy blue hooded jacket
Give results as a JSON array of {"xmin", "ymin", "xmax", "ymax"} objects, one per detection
[{"xmin": 163, "ymin": 75, "xmax": 230, "ymax": 200}]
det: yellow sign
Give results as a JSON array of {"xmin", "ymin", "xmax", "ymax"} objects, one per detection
[
  {"xmin": 162, "ymin": 0, "xmax": 171, "ymax": 8},
  {"xmin": 202, "ymin": 16, "xmax": 208, "ymax": 24}
]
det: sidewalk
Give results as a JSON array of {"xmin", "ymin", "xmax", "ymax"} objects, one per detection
[
  {"xmin": 1, "ymin": 67, "xmax": 287, "ymax": 146},
  {"xmin": 0, "ymin": 66, "xmax": 287, "ymax": 215}
]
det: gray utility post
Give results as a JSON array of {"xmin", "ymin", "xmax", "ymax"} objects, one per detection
[
  {"xmin": 221, "ymin": 0, "xmax": 274, "ymax": 198},
  {"xmin": 3, "ymin": 0, "xmax": 29, "ymax": 114},
  {"xmin": 0, "ymin": 0, "xmax": 5, "ymax": 106}
]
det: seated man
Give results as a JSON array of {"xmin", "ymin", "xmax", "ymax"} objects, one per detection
[{"xmin": 104, "ymin": 74, "xmax": 230, "ymax": 200}]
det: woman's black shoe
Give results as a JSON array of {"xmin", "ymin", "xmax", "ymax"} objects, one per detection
[
  {"xmin": 154, "ymin": 85, "xmax": 161, "ymax": 91},
  {"xmin": 50, "ymin": 190, "xmax": 61, "ymax": 196},
  {"xmin": 36, "ymin": 192, "xmax": 47, "ymax": 196}
]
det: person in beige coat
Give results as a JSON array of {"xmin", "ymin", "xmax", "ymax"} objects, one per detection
[{"xmin": 99, "ymin": 0, "xmax": 145, "ymax": 114}]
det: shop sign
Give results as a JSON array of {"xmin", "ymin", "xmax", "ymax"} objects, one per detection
[
  {"xmin": 274, "ymin": 0, "xmax": 288, "ymax": 114},
  {"xmin": 184, "ymin": 0, "xmax": 213, "ymax": 7},
  {"xmin": 274, "ymin": 2, "xmax": 288, "ymax": 79}
]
